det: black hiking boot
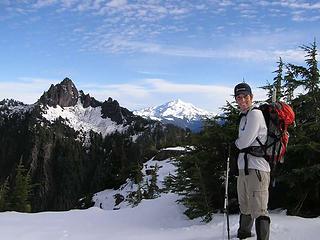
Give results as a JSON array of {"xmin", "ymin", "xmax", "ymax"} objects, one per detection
[
  {"xmin": 237, "ymin": 214, "xmax": 253, "ymax": 239},
  {"xmin": 255, "ymin": 215, "xmax": 270, "ymax": 240},
  {"xmin": 237, "ymin": 230, "xmax": 252, "ymax": 239}
]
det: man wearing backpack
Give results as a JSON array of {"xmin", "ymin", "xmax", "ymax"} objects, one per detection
[{"xmin": 234, "ymin": 82, "xmax": 271, "ymax": 240}]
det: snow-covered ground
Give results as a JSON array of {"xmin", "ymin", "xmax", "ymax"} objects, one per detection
[
  {"xmin": 0, "ymin": 152, "xmax": 319, "ymax": 240},
  {"xmin": 93, "ymin": 156, "xmax": 177, "ymax": 210},
  {"xmin": 0, "ymin": 193, "xmax": 319, "ymax": 240}
]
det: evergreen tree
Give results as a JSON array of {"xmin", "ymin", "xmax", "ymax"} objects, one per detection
[
  {"xmin": 129, "ymin": 162, "xmax": 143, "ymax": 184},
  {"xmin": 0, "ymin": 177, "xmax": 9, "ymax": 211},
  {"xmin": 260, "ymin": 58, "xmax": 284, "ymax": 102},
  {"xmin": 260, "ymin": 81, "xmax": 274, "ymax": 103},
  {"xmin": 300, "ymin": 40, "xmax": 320, "ymax": 95},
  {"xmin": 172, "ymin": 152, "xmax": 215, "ymax": 222},
  {"xmin": 127, "ymin": 183, "xmax": 143, "ymax": 207},
  {"xmin": 288, "ymin": 40, "xmax": 320, "ymax": 121},
  {"xmin": 167, "ymin": 101, "xmax": 240, "ymax": 222},
  {"xmin": 273, "ymin": 105, "xmax": 320, "ymax": 216},
  {"xmin": 146, "ymin": 164, "xmax": 160, "ymax": 199},
  {"xmin": 217, "ymin": 100, "xmax": 240, "ymax": 127},
  {"xmin": 272, "ymin": 57, "xmax": 284, "ymax": 101},
  {"xmin": 283, "ymin": 65, "xmax": 300, "ymax": 103},
  {"xmin": 269, "ymin": 40, "xmax": 320, "ymax": 216},
  {"xmin": 9, "ymin": 159, "xmax": 32, "ymax": 212}
]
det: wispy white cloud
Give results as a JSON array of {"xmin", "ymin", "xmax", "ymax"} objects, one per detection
[
  {"xmin": 107, "ymin": 0, "xmax": 127, "ymax": 8},
  {"xmin": 33, "ymin": 0, "xmax": 58, "ymax": 9},
  {"xmin": 83, "ymin": 82, "xmax": 151, "ymax": 100},
  {"xmin": 256, "ymin": 0, "xmax": 320, "ymax": 22},
  {"xmin": 0, "ymin": 76, "xmax": 268, "ymax": 113},
  {"xmin": 4, "ymin": 0, "xmax": 320, "ymax": 48},
  {"xmin": 80, "ymin": 79, "xmax": 234, "ymax": 112},
  {"xmin": 279, "ymin": 1, "xmax": 320, "ymax": 10},
  {"xmin": 219, "ymin": 0, "xmax": 234, "ymax": 7},
  {"xmin": 256, "ymin": 0, "xmax": 320, "ymax": 10},
  {"xmin": 292, "ymin": 13, "xmax": 320, "ymax": 21},
  {"xmin": 83, "ymin": 34, "xmax": 304, "ymax": 62},
  {"xmin": 55, "ymin": 1, "xmax": 314, "ymax": 61},
  {"xmin": 1, "ymin": 0, "xmax": 318, "ymax": 75},
  {"xmin": 60, "ymin": 0, "xmax": 79, "ymax": 8},
  {"xmin": 143, "ymin": 78, "xmax": 232, "ymax": 96},
  {"xmin": 80, "ymin": 78, "xmax": 269, "ymax": 112},
  {"xmin": 0, "ymin": 77, "xmax": 60, "ymax": 103},
  {"xmin": 0, "ymin": 77, "xmax": 233, "ymax": 112}
]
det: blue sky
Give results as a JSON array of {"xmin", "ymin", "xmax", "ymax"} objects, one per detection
[{"xmin": 0, "ymin": 0, "xmax": 319, "ymax": 113}]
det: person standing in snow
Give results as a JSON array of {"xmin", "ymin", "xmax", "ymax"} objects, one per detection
[{"xmin": 234, "ymin": 82, "xmax": 271, "ymax": 240}]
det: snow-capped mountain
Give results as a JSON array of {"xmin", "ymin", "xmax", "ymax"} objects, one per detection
[
  {"xmin": 134, "ymin": 99, "xmax": 215, "ymax": 132},
  {"xmin": 38, "ymin": 78, "xmax": 135, "ymax": 138},
  {"xmin": 0, "ymin": 78, "xmax": 187, "ymax": 212}
]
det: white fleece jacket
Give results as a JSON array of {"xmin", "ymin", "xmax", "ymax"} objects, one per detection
[{"xmin": 235, "ymin": 105, "xmax": 270, "ymax": 172}]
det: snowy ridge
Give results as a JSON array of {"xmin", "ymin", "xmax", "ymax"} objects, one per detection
[
  {"xmin": 0, "ymin": 99, "xmax": 34, "ymax": 117},
  {"xmin": 42, "ymin": 100, "xmax": 128, "ymax": 137}
]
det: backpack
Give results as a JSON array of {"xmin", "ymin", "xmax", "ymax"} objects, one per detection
[{"xmin": 240, "ymin": 102, "xmax": 295, "ymax": 174}]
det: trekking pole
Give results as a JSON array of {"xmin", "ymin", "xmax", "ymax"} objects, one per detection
[{"xmin": 222, "ymin": 144, "xmax": 231, "ymax": 240}]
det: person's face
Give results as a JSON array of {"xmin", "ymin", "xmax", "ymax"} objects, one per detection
[{"xmin": 235, "ymin": 93, "xmax": 253, "ymax": 112}]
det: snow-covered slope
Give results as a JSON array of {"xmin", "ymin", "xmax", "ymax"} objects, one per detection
[
  {"xmin": 134, "ymin": 99, "xmax": 215, "ymax": 132},
  {"xmin": 0, "ymin": 99, "xmax": 34, "ymax": 117},
  {"xmin": 42, "ymin": 100, "xmax": 128, "ymax": 137},
  {"xmin": 92, "ymin": 146, "xmax": 184, "ymax": 210},
  {"xmin": 0, "ymin": 149, "xmax": 319, "ymax": 240}
]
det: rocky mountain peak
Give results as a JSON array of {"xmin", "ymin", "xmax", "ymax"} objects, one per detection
[
  {"xmin": 38, "ymin": 77, "xmax": 79, "ymax": 107},
  {"xmin": 101, "ymin": 97, "xmax": 125, "ymax": 124},
  {"xmin": 79, "ymin": 90, "xmax": 102, "ymax": 108}
]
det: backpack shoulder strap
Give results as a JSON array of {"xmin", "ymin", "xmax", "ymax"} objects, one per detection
[
  {"xmin": 238, "ymin": 105, "xmax": 259, "ymax": 118},
  {"xmin": 238, "ymin": 112, "xmax": 247, "ymax": 123},
  {"xmin": 251, "ymin": 106, "xmax": 267, "ymax": 147},
  {"xmin": 251, "ymin": 106, "xmax": 261, "ymax": 112}
]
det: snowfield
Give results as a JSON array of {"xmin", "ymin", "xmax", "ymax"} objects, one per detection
[
  {"xmin": 42, "ymin": 101, "xmax": 128, "ymax": 137},
  {"xmin": 0, "ymin": 152, "xmax": 319, "ymax": 240},
  {"xmin": 0, "ymin": 194, "xmax": 319, "ymax": 240}
]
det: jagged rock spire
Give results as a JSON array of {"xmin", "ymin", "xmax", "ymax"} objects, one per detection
[
  {"xmin": 39, "ymin": 77, "xmax": 79, "ymax": 107},
  {"xmin": 101, "ymin": 97, "xmax": 124, "ymax": 124},
  {"xmin": 38, "ymin": 78, "xmax": 135, "ymax": 124},
  {"xmin": 79, "ymin": 90, "xmax": 102, "ymax": 108}
]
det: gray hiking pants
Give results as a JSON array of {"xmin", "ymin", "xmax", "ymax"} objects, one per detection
[{"xmin": 237, "ymin": 169, "xmax": 270, "ymax": 219}]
